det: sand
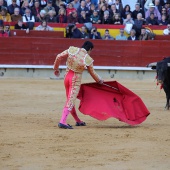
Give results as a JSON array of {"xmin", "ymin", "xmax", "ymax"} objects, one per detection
[{"xmin": 0, "ymin": 78, "xmax": 170, "ymax": 170}]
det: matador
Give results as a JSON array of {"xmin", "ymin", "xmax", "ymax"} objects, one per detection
[{"xmin": 53, "ymin": 41, "xmax": 103, "ymax": 129}]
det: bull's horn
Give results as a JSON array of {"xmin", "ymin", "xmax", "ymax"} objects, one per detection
[
  {"xmin": 147, "ymin": 62, "xmax": 157, "ymax": 67},
  {"xmin": 168, "ymin": 63, "xmax": 170, "ymax": 67}
]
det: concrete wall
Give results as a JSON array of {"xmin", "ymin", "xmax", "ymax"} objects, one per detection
[{"xmin": 0, "ymin": 67, "xmax": 156, "ymax": 80}]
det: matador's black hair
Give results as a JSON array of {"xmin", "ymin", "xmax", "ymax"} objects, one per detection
[{"xmin": 81, "ymin": 41, "xmax": 94, "ymax": 51}]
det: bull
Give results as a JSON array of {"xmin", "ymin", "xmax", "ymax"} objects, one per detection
[{"xmin": 147, "ymin": 57, "xmax": 170, "ymax": 110}]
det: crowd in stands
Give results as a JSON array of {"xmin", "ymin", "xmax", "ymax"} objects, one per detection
[{"xmin": 0, "ymin": 0, "xmax": 170, "ymax": 38}]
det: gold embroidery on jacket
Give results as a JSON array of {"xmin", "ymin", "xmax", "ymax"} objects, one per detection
[
  {"xmin": 67, "ymin": 48, "xmax": 92, "ymax": 73},
  {"xmin": 68, "ymin": 46, "xmax": 79, "ymax": 56}
]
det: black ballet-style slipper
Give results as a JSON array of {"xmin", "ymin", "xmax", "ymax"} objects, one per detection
[
  {"xmin": 75, "ymin": 122, "xmax": 86, "ymax": 126},
  {"xmin": 58, "ymin": 123, "xmax": 73, "ymax": 129}
]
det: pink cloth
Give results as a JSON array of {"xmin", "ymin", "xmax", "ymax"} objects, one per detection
[{"xmin": 77, "ymin": 81, "xmax": 150, "ymax": 126}]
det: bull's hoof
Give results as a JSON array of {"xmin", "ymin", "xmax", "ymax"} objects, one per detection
[{"xmin": 164, "ymin": 105, "xmax": 170, "ymax": 110}]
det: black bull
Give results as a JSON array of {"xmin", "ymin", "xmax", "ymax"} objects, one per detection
[{"xmin": 147, "ymin": 57, "xmax": 170, "ymax": 110}]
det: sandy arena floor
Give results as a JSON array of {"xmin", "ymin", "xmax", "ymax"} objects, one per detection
[{"xmin": 0, "ymin": 78, "xmax": 170, "ymax": 170}]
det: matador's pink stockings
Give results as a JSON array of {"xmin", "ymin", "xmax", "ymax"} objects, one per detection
[
  {"xmin": 59, "ymin": 107, "xmax": 70, "ymax": 125},
  {"xmin": 70, "ymin": 107, "xmax": 81, "ymax": 123},
  {"xmin": 59, "ymin": 107, "xmax": 82, "ymax": 125}
]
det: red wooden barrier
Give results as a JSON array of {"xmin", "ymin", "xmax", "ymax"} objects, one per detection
[
  {"xmin": 10, "ymin": 30, "xmax": 64, "ymax": 38},
  {"xmin": 0, "ymin": 37, "xmax": 169, "ymax": 67},
  {"xmin": 154, "ymin": 35, "xmax": 170, "ymax": 40}
]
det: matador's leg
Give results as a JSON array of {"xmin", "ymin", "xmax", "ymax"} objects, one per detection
[
  {"xmin": 59, "ymin": 70, "xmax": 81, "ymax": 125},
  {"xmin": 65, "ymin": 71, "xmax": 83, "ymax": 122}
]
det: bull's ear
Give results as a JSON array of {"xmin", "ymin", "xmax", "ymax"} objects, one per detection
[{"xmin": 168, "ymin": 63, "xmax": 170, "ymax": 67}]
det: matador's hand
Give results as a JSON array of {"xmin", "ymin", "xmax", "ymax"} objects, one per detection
[
  {"xmin": 98, "ymin": 79, "xmax": 104, "ymax": 84},
  {"xmin": 54, "ymin": 70, "xmax": 60, "ymax": 77}
]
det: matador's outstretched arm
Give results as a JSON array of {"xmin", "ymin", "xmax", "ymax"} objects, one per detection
[
  {"xmin": 54, "ymin": 50, "xmax": 68, "ymax": 71},
  {"xmin": 87, "ymin": 63, "xmax": 103, "ymax": 84}
]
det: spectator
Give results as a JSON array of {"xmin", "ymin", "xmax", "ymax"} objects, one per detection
[
  {"xmin": 121, "ymin": 4, "xmax": 132, "ymax": 20},
  {"xmin": 159, "ymin": 0, "xmax": 165, "ymax": 6},
  {"xmin": 145, "ymin": 2, "xmax": 161, "ymax": 20},
  {"xmin": 67, "ymin": 11, "xmax": 79, "ymax": 24},
  {"xmin": 144, "ymin": 0, "xmax": 153, "ymax": 12},
  {"xmin": 132, "ymin": 3, "xmax": 145, "ymax": 20},
  {"xmin": 21, "ymin": 0, "xmax": 31, "ymax": 15},
  {"xmin": 159, "ymin": 14, "xmax": 168, "ymax": 25},
  {"xmin": 161, "ymin": 7, "xmax": 168, "ymax": 18},
  {"xmin": 65, "ymin": 24, "xmax": 72, "ymax": 38},
  {"xmin": 146, "ymin": 12, "xmax": 159, "ymax": 25},
  {"xmin": 138, "ymin": 0, "xmax": 145, "ymax": 11},
  {"xmin": 0, "ymin": 7, "xmax": 11, "ymax": 22},
  {"xmin": 97, "ymin": 0, "xmax": 107, "ymax": 10},
  {"xmin": 107, "ymin": 0, "xmax": 114, "ymax": 8},
  {"xmin": 11, "ymin": 7, "xmax": 22, "ymax": 22},
  {"xmin": 15, "ymin": 19, "xmax": 29, "ymax": 34},
  {"xmin": 0, "ymin": 24, "xmax": 8, "ymax": 37},
  {"xmin": 127, "ymin": 29, "xmax": 138, "ymax": 40},
  {"xmin": 31, "ymin": 0, "xmax": 42, "ymax": 18},
  {"xmin": 109, "ymin": 4, "xmax": 120, "ymax": 18},
  {"xmin": 115, "ymin": 28, "xmax": 127, "ymax": 40},
  {"xmin": 115, "ymin": 0, "xmax": 123, "ymax": 14},
  {"xmin": 89, "ymin": 3, "xmax": 96, "ymax": 16},
  {"xmin": 138, "ymin": 27, "xmax": 150, "ymax": 40},
  {"xmin": 66, "ymin": 3, "xmax": 76, "ymax": 16},
  {"xmin": 58, "ymin": 2, "xmax": 66, "ymax": 11},
  {"xmin": 55, "ymin": 0, "xmax": 64, "ymax": 8},
  {"xmin": 70, "ymin": 24, "xmax": 82, "ymax": 38},
  {"xmin": 0, "ymin": 0, "xmax": 7, "ymax": 11},
  {"xmin": 154, "ymin": 0, "xmax": 162, "ymax": 13},
  {"xmin": 6, "ymin": 0, "xmax": 20, "ymax": 6},
  {"xmin": 22, "ymin": 8, "xmax": 35, "ymax": 22},
  {"xmin": 78, "ymin": 10, "xmax": 90, "ymax": 23},
  {"xmin": 46, "ymin": 10, "xmax": 56, "ymax": 22},
  {"xmin": 85, "ymin": 0, "xmax": 91, "ymax": 10},
  {"xmin": 163, "ymin": 24, "xmax": 170, "ymax": 35},
  {"xmin": 44, "ymin": 0, "xmax": 56, "ymax": 14},
  {"xmin": 102, "ymin": 29, "xmax": 114, "ymax": 40},
  {"xmin": 90, "ymin": 10, "xmax": 101, "ymax": 24},
  {"xmin": 123, "ymin": 12, "xmax": 134, "ymax": 25},
  {"xmin": 98, "ymin": 4, "xmax": 107, "ymax": 21},
  {"xmin": 72, "ymin": 0, "xmax": 80, "ymax": 10},
  {"xmin": 56, "ymin": 8, "xmax": 67, "ymax": 23},
  {"xmin": 80, "ymin": 25, "xmax": 89, "ymax": 39},
  {"xmin": 111, "ymin": 13, "xmax": 123, "ymax": 24},
  {"xmin": 35, "ymin": 9, "xmax": 47, "ymax": 22},
  {"xmin": 134, "ymin": 13, "xmax": 145, "ymax": 37},
  {"xmin": 7, "ymin": 0, "xmax": 20, "ymax": 15},
  {"xmin": 89, "ymin": 26, "xmax": 102, "ymax": 39},
  {"xmin": 101, "ymin": 10, "xmax": 112, "ymax": 24},
  {"xmin": 35, "ymin": 20, "xmax": 53, "ymax": 31},
  {"xmin": 4, "ymin": 24, "xmax": 10, "ymax": 36},
  {"xmin": 91, "ymin": 0, "xmax": 98, "ymax": 8},
  {"xmin": 52, "ymin": 1, "xmax": 60, "ymax": 16},
  {"xmin": 77, "ymin": 0, "xmax": 89, "ymax": 17},
  {"xmin": 165, "ymin": 1, "xmax": 170, "ymax": 20}
]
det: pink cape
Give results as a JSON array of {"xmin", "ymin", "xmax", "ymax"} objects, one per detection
[{"xmin": 77, "ymin": 81, "xmax": 150, "ymax": 126}]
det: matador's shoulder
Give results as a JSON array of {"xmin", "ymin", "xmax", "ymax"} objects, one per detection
[
  {"xmin": 68, "ymin": 46, "xmax": 80, "ymax": 55},
  {"xmin": 85, "ymin": 54, "xmax": 94, "ymax": 66}
]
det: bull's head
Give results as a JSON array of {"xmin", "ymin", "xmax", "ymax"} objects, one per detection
[
  {"xmin": 147, "ymin": 60, "xmax": 170, "ymax": 84},
  {"xmin": 156, "ymin": 61, "xmax": 169, "ymax": 84}
]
